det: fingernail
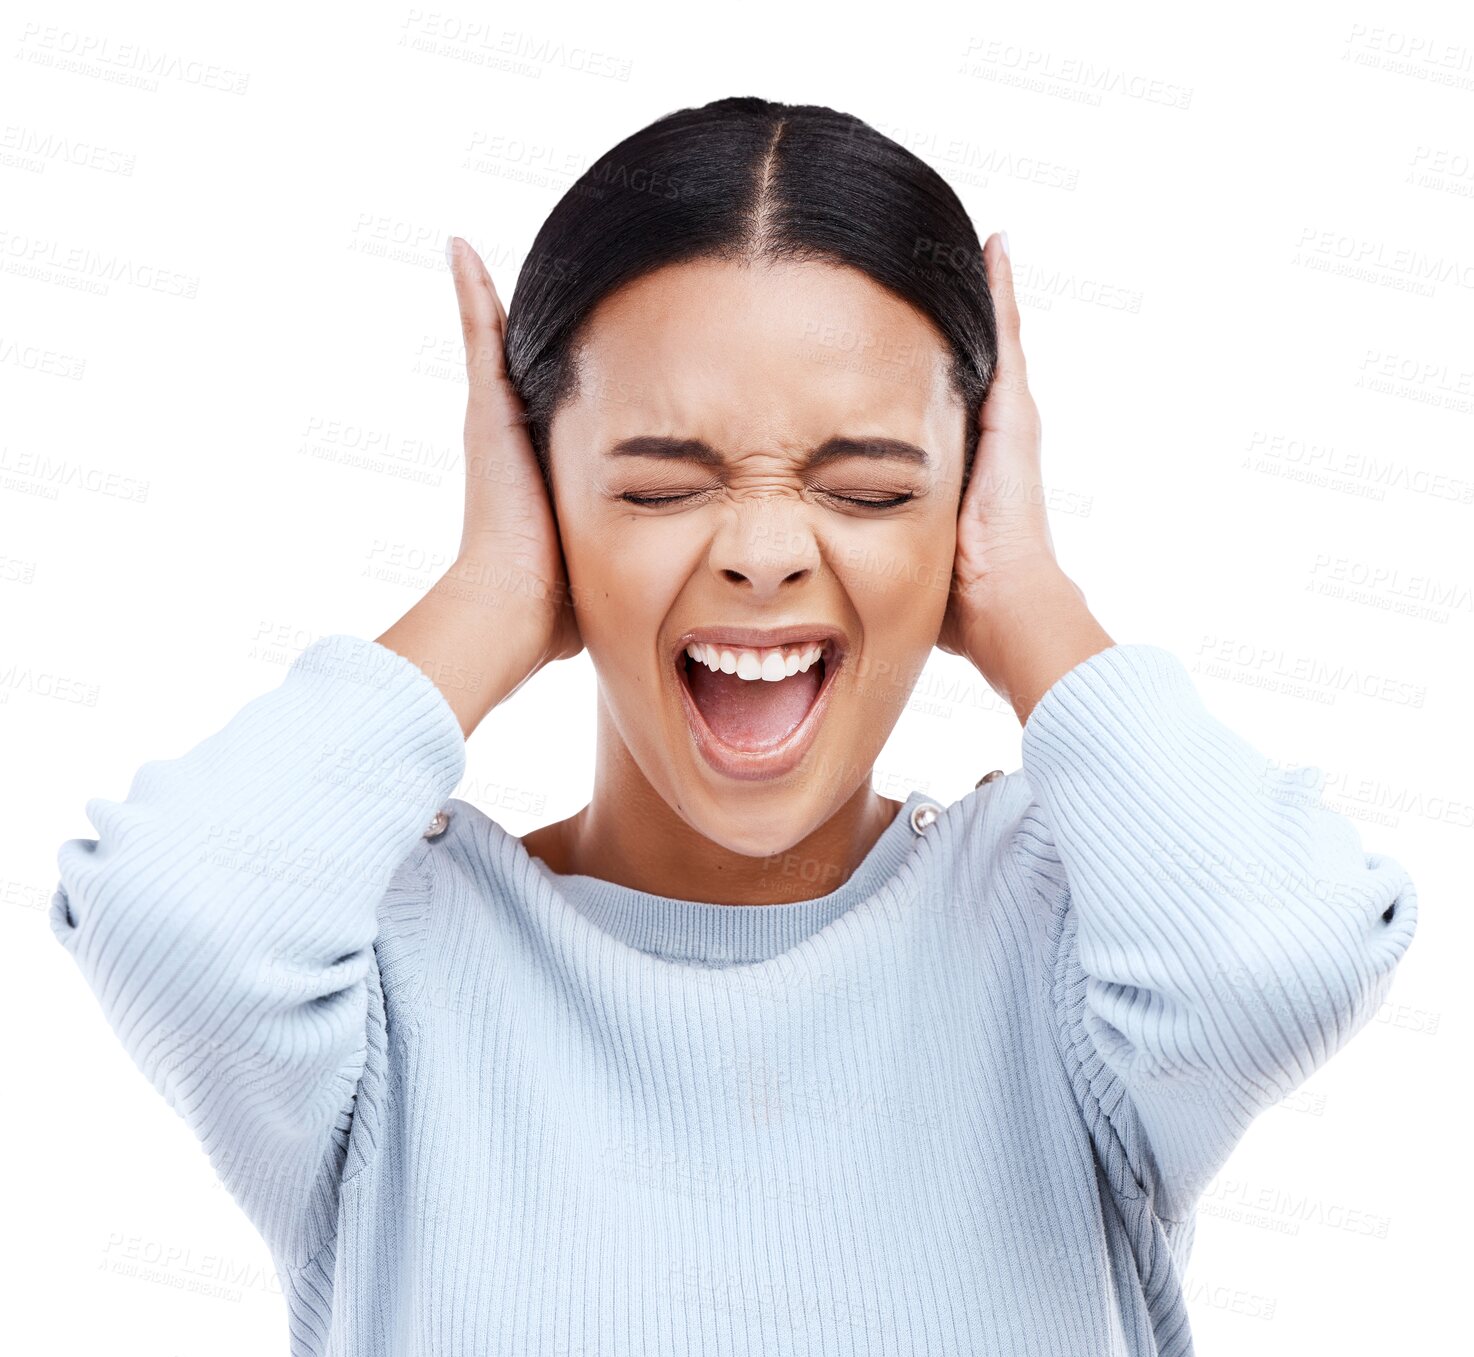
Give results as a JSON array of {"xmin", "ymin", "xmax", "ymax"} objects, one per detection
[
  {"xmin": 445, "ymin": 235, "xmax": 457, "ymax": 270},
  {"xmin": 999, "ymin": 230, "xmax": 1010, "ymax": 260}
]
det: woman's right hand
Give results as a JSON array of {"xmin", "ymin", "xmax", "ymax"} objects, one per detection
[
  {"xmin": 448, "ymin": 236, "xmax": 583, "ymax": 666},
  {"xmin": 375, "ymin": 237, "xmax": 583, "ymax": 740}
]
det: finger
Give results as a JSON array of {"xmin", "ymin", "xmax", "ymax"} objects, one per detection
[
  {"xmin": 486, "ymin": 255, "xmax": 508, "ymax": 330},
  {"xmin": 447, "ymin": 235, "xmax": 520, "ymax": 436},
  {"xmin": 980, "ymin": 231, "xmax": 1034, "ymax": 435}
]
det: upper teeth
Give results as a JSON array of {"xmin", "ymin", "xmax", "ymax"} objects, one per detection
[{"xmin": 684, "ymin": 640, "xmax": 829, "ymax": 682}]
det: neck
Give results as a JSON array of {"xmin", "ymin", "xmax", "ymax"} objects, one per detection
[{"xmin": 523, "ymin": 710, "xmax": 903, "ymax": 905}]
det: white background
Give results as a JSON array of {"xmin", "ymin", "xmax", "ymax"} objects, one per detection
[{"xmin": 5, "ymin": 0, "xmax": 1468, "ymax": 1351}]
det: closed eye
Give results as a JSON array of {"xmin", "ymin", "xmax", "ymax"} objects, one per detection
[
  {"xmin": 618, "ymin": 490, "xmax": 917, "ymax": 509},
  {"xmin": 826, "ymin": 492, "xmax": 917, "ymax": 509},
  {"xmin": 619, "ymin": 491, "xmax": 712, "ymax": 507}
]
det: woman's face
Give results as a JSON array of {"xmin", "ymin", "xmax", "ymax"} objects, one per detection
[{"xmin": 546, "ymin": 256, "xmax": 969, "ymax": 855}]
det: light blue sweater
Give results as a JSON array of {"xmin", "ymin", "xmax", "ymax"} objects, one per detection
[{"xmin": 50, "ymin": 633, "xmax": 1418, "ymax": 1355}]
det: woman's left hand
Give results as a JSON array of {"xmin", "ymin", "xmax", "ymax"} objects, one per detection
[{"xmin": 937, "ymin": 232, "xmax": 1115, "ymax": 723}]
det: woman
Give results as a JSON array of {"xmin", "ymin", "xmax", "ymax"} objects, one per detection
[{"xmin": 51, "ymin": 97, "xmax": 1417, "ymax": 1355}]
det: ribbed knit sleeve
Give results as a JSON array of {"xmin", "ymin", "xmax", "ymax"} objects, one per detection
[
  {"xmin": 1014, "ymin": 643, "xmax": 1418, "ymax": 1223},
  {"xmin": 48, "ymin": 634, "xmax": 465, "ymax": 1272}
]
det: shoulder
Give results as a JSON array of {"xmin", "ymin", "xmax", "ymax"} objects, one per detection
[
  {"xmin": 908, "ymin": 770, "xmax": 1069, "ymax": 964},
  {"xmin": 370, "ymin": 829, "xmax": 455, "ymax": 1003},
  {"xmin": 927, "ymin": 766, "xmax": 1067, "ymax": 909},
  {"xmin": 382, "ymin": 794, "xmax": 539, "ymax": 950},
  {"xmin": 421, "ymin": 794, "xmax": 528, "ymax": 894}
]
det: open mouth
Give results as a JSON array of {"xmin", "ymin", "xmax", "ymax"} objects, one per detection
[{"xmin": 674, "ymin": 635, "xmax": 845, "ymax": 755}]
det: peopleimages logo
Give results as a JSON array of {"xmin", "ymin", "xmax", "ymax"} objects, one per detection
[
  {"xmin": 0, "ymin": 231, "xmax": 198, "ymax": 299},
  {"xmin": 15, "ymin": 24, "xmax": 250, "ymax": 94}
]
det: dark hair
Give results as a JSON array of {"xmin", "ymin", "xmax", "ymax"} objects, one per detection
[{"xmin": 503, "ymin": 96, "xmax": 997, "ymax": 497}]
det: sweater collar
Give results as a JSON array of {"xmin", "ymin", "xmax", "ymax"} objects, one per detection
[{"xmin": 522, "ymin": 789, "xmax": 934, "ymax": 967}]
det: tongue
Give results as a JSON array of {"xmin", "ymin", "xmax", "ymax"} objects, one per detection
[{"xmin": 685, "ymin": 659, "xmax": 823, "ymax": 750}]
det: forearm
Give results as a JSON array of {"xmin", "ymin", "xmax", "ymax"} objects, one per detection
[
  {"xmin": 376, "ymin": 555, "xmax": 545, "ymax": 740},
  {"xmin": 50, "ymin": 634, "xmax": 466, "ymax": 1266},
  {"xmin": 1014, "ymin": 639, "xmax": 1417, "ymax": 1215},
  {"xmin": 962, "ymin": 565, "xmax": 1116, "ymax": 728}
]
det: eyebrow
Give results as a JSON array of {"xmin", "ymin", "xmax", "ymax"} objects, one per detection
[{"xmin": 605, "ymin": 434, "xmax": 930, "ymax": 470}]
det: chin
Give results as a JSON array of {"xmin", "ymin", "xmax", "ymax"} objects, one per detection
[{"xmin": 670, "ymin": 778, "xmax": 846, "ymax": 861}]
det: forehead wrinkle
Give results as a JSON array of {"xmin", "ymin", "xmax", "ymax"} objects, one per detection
[{"xmin": 581, "ymin": 353, "xmax": 945, "ymax": 459}]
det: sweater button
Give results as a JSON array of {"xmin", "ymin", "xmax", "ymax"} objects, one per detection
[
  {"xmin": 976, "ymin": 769, "xmax": 1004, "ymax": 787},
  {"xmin": 909, "ymin": 801, "xmax": 943, "ymax": 835},
  {"xmin": 423, "ymin": 809, "xmax": 450, "ymax": 839}
]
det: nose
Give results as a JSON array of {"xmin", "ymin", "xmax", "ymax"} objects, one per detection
[{"xmin": 709, "ymin": 499, "xmax": 818, "ymax": 599}]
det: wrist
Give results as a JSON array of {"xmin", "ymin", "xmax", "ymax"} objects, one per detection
[
  {"xmin": 963, "ymin": 566, "xmax": 1113, "ymax": 728},
  {"xmin": 376, "ymin": 564, "xmax": 546, "ymax": 739}
]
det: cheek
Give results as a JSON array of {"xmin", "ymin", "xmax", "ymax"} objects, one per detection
[
  {"xmin": 837, "ymin": 519, "xmax": 955, "ymax": 623},
  {"xmin": 563, "ymin": 522, "xmax": 682, "ymax": 664},
  {"xmin": 833, "ymin": 524, "xmax": 953, "ymax": 710}
]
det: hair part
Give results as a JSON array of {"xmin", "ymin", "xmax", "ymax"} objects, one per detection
[{"xmin": 503, "ymin": 95, "xmax": 998, "ymax": 498}]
